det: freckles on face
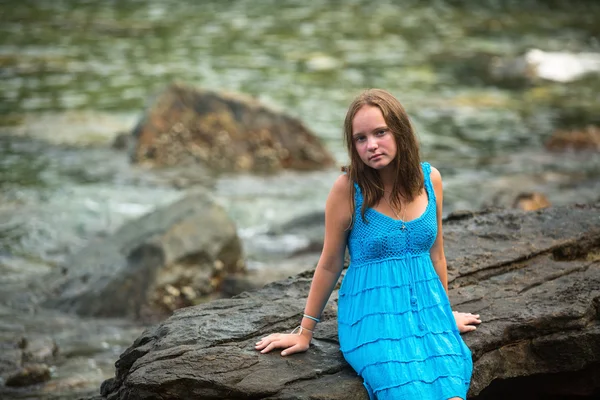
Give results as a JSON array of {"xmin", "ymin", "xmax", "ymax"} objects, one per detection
[{"xmin": 351, "ymin": 105, "xmax": 397, "ymax": 169}]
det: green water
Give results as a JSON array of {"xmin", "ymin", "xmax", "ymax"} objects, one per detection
[
  {"xmin": 1, "ymin": 0, "xmax": 600, "ymax": 264},
  {"xmin": 2, "ymin": 0, "xmax": 599, "ymax": 130},
  {"xmin": 1, "ymin": 0, "xmax": 599, "ymax": 265}
]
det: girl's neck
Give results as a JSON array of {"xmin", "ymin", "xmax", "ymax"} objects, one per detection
[{"xmin": 378, "ymin": 166, "xmax": 395, "ymax": 191}]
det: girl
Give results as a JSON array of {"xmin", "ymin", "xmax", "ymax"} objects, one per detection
[{"xmin": 255, "ymin": 89, "xmax": 481, "ymax": 399}]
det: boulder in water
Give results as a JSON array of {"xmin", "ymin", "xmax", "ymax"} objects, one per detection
[
  {"xmin": 130, "ymin": 83, "xmax": 335, "ymax": 173},
  {"xmin": 545, "ymin": 125, "xmax": 600, "ymax": 152},
  {"xmin": 41, "ymin": 192, "xmax": 245, "ymax": 319}
]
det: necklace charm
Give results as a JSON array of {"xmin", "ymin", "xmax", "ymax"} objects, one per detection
[{"xmin": 383, "ymin": 195, "xmax": 407, "ymax": 230}]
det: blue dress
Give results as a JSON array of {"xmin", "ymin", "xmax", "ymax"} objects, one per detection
[{"xmin": 337, "ymin": 162, "xmax": 473, "ymax": 400}]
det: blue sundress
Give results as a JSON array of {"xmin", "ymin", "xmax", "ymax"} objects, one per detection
[{"xmin": 338, "ymin": 162, "xmax": 473, "ymax": 399}]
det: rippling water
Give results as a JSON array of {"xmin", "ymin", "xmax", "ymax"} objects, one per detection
[
  {"xmin": 0, "ymin": 1, "xmax": 599, "ymax": 397},
  {"xmin": 1, "ymin": 0, "xmax": 599, "ymax": 264}
]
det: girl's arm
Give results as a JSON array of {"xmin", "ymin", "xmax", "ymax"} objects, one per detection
[
  {"xmin": 430, "ymin": 166, "xmax": 449, "ymax": 292},
  {"xmin": 430, "ymin": 167, "xmax": 481, "ymax": 333},
  {"xmin": 255, "ymin": 174, "xmax": 352, "ymax": 356}
]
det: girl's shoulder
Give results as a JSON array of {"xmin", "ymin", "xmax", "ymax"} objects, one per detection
[
  {"xmin": 326, "ymin": 174, "xmax": 354, "ymax": 228},
  {"xmin": 331, "ymin": 173, "xmax": 353, "ymax": 195}
]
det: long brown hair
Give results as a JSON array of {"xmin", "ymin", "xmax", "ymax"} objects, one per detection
[{"xmin": 343, "ymin": 89, "xmax": 423, "ymax": 223}]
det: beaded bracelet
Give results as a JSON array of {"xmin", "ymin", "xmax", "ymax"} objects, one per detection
[{"xmin": 303, "ymin": 314, "xmax": 321, "ymax": 323}]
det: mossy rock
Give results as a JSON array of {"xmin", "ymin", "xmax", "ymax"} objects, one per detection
[{"xmin": 130, "ymin": 83, "xmax": 335, "ymax": 174}]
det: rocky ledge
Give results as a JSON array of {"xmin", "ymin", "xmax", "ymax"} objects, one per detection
[{"xmin": 97, "ymin": 204, "xmax": 600, "ymax": 399}]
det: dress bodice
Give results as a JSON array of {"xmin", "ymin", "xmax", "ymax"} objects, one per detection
[{"xmin": 347, "ymin": 162, "xmax": 437, "ymax": 265}]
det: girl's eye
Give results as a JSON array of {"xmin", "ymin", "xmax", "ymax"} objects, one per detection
[
  {"xmin": 376, "ymin": 129, "xmax": 387, "ymax": 136},
  {"xmin": 354, "ymin": 136, "xmax": 366, "ymax": 142}
]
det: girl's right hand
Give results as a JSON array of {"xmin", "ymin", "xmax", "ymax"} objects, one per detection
[{"xmin": 255, "ymin": 330, "xmax": 312, "ymax": 356}]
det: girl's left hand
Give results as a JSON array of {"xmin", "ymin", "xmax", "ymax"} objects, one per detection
[{"xmin": 453, "ymin": 311, "xmax": 481, "ymax": 333}]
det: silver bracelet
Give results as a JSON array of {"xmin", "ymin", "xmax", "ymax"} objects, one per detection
[{"xmin": 291, "ymin": 325, "xmax": 313, "ymax": 335}]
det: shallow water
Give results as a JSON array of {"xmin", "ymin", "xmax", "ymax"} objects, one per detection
[{"xmin": 1, "ymin": 0, "xmax": 598, "ymax": 264}]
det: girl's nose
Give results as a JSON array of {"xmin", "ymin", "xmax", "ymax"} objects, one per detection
[{"xmin": 367, "ymin": 137, "xmax": 378, "ymax": 150}]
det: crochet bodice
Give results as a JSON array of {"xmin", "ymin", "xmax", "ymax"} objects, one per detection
[{"xmin": 347, "ymin": 162, "xmax": 437, "ymax": 265}]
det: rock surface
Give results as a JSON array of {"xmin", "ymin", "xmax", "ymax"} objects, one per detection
[
  {"xmin": 511, "ymin": 192, "xmax": 551, "ymax": 211},
  {"xmin": 4, "ymin": 364, "xmax": 51, "ymax": 387},
  {"xmin": 0, "ymin": 304, "xmax": 144, "ymax": 399},
  {"xmin": 267, "ymin": 211, "xmax": 326, "ymax": 256},
  {"xmin": 97, "ymin": 204, "xmax": 600, "ymax": 399},
  {"xmin": 40, "ymin": 192, "xmax": 245, "ymax": 319},
  {"xmin": 0, "ymin": 320, "xmax": 58, "ymax": 389},
  {"xmin": 545, "ymin": 125, "xmax": 600, "ymax": 152},
  {"xmin": 130, "ymin": 83, "xmax": 335, "ymax": 173}
]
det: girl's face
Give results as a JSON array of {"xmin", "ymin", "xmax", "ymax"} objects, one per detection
[{"xmin": 351, "ymin": 105, "xmax": 397, "ymax": 170}]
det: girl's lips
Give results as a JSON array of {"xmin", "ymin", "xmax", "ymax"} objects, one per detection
[{"xmin": 370, "ymin": 154, "xmax": 383, "ymax": 160}]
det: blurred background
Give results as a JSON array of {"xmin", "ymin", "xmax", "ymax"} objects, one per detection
[
  {"xmin": 0, "ymin": 0, "xmax": 599, "ymax": 398},
  {"xmin": 1, "ymin": 0, "xmax": 600, "ymax": 267}
]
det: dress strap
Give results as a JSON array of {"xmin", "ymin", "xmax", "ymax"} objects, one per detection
[
  {"xmin": 421, "ymin": 162, "xmax": 436, "ymax": 203},
  {"xmin": 353, "ymin": 182, "xmax": 364, "ymax": 210},
  {"xmin": 421, "ymin": 161, "xmax": 431, "ymax": 176}
]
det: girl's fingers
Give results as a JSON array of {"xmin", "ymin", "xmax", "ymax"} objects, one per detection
[
  {"xmin": 281, "ymin": 343, "xmax": 302, "ymax": 357},
  {"xmin": 255, "ymin": 336, "xmax": 275, "ymax": 350},
  {"xmin": 457, "ymin": 312, "xmax": 482, "ymax": 325},
  {"xmin": 260, "ymin": 339, "xmax": 283, "ymax": 354},
  {"xmin": 255, "ymin": 334, "xmax": 281, "ymax": 349},
  {"xmin": 255, "ymin": 340, "xmax": 268, "ymax": 350}
]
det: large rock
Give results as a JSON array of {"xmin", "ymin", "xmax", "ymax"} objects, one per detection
[
  {"xmin": 130, "ymin": 83, "xmax": 335, "ymax": 173},
  {"xmin": 545, "ymin": 125, "xmax": 600, "ymax": 152},
  {"xmin": 97, "ymin": 204, "xmax": 600, "ymax": 399},
  {"xmin": 41, "ymin": 192, "xmax": 245, "ymax": 319},
  {"xmin": 266, "ymin": 211, "xmax": 326, "ymax": 256}
]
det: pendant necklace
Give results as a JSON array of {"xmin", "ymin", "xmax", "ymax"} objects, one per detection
[{"xmin": 384, "ymin": 195, "xmax": 407, "ymax": 230}]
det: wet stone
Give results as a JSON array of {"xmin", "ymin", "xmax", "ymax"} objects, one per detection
[{"xmin": 5, "ymin": 363, "xmax": 51, "ymax": 387}]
